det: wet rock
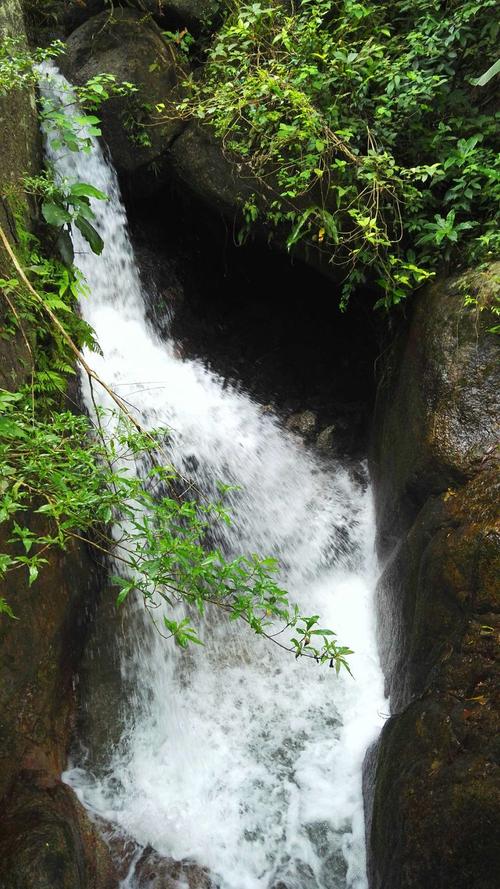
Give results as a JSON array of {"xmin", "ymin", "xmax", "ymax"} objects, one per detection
[
  {"xmin": 370, "ymin": 692, "xmax": 500, "ymax": 889},
  {"xmin": 62, "ymin": 8, "xmax": 189, "ymax": 194},
  {"xmin": 367, "ymin": 264, "xmax": 500, "ymax": 889},
  {"xmin": 0, "ymin": 510, "xmax": 101, "ymax": 801},
  {"xmin": 286, "ymin": 409, "xmax": 317, "ymax": 437},
  {"xmin": 168, "ymin": 120, "xmax": 255, "ymax": 217},
  {"xmin": 316, "ymin": 424, "xmax": 336, "ymax": 451},
  {"xmin": 74, "ymin": 592, "xmax": 130, "ymax": 770},
  {"xmin": 371, "ymin": 263, "xmax": 500, "ymax": 559},
  {"xmin": 0, "ymin": 777, "xmax": 117, "ymax": 889},
  {"xmin": 133, "ymin": 846, "xmax": 214, "ymax": 888}
]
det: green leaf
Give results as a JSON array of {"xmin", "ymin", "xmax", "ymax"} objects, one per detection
[
  {"xmin": 28, "ymin": 564, "xmax": 38, "ymax": 586},
  {"xmin": 75, "ymin": 216, "xmax": 104, "ymax": 255},
  {"xmin": 116, "ymin": 588, "xmax": 130, "ymax": 605},
  {"xmin": 0, "ymin": 417, "xmax": 26, "ymax": 438},
  {"xmin": 0, "ymin": 597, "xmax": 18, "ymax": 620},
  {"xmin": 56, "ymin": 229, "xmax": 74, "ymax": 267},
  {"xmin": 70, "ymin": 182, "xmax": 108, "ymax": 201},
  {"xmin": 474, "ymin": 58, "xmax": 500, "ymax": 87},
  {"xmin": 42, "ymin": 202, "xmax": 72, "ymax": 227}
]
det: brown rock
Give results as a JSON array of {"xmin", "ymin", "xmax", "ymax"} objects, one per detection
[
  {"xmin": 285, "ymin": 409, "xmax": 317, "ymax": 437},
  {"xmin": 0, "ymin": 777, "xmax": 117, "ymax": 889},
  {"xmin": 62, "ymin": 8, "xmax": 189, "ymax": 194},
  {"xmin": 367, "ymin": 265, "xmax": 500, "ymax": 889},
  {"xmin": 133, "ymin": 845, "xmax": 214, "ymax": 888}
]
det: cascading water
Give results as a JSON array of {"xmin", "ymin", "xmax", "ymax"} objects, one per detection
[{"xmin": 39, "ymin": 66, "xmax": 387, "ymax": 889}]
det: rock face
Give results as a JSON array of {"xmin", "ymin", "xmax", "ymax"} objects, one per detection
[
  {"xmin": 62, "ymin": 8, "xmax": 189, "ymax": 194},
  {"xmin": 367, "ymin": 264, "xmax": 500, "ymax": 889},
  {"xmin": 168, "ymin": 119, "xmax": 255, "ymax": 215},
  {"xmin": 0, "ymin": 0, "xmax": 41, "ymax": 388},
  {"xmin": 132, "ymin": 846, "xmax": 214, "ymax": 888},
  {"xmin": 0, "ymin": 523, "xmax": 92, "ymax": 797},
  {"xmin": 0, "ymin": 0, "xmax": 41, "ymax": 277},
  {"xmin": 0, "ymin": 778, "xmax": 116, "ymax": 889},
  {"xmin": 0, "ymin": 509, "xmax": 118, "ymax": 888},
  {"xmin": 60, "ymin": 0, "xmax": 219, "ymax": 34},
  {"xmin": 0, "ymin": 4, "xmax": 118, "ymax": 886}
]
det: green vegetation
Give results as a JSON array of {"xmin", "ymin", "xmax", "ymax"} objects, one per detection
[
  {"xmin": 0, "ymin": 390, "xmax": 351, "ymax": 667},
  {"xmin": 177, "ymin": 0, "xmax": 499, "ymax": 307},
  {"xmin": 1, "ymin": 36, "xmax": 136, "ymax": 265},
  {"xmin": 0, "ymin": 34, "xmax": 350, "ymax": 671},
  {"xmin": 1, "ymin": 0, "xmax": 497, "ymax": 664}
]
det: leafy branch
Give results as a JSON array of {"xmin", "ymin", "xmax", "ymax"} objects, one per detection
[
  {"xmin": 170, "ymin": 0, "xmax": 499, "ymax": 308},
  {"xmin": 0, "ymin": 386, "xmax": 352, "ymax": 671}
]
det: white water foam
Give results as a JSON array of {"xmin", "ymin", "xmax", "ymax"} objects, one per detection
[{"xmin": 39, "ymin": 65, "xmax": 387, "ymax": 889}]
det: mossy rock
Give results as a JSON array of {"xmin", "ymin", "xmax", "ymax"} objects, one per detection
[
  {"xmin": 0, "ymin": 0, "xmax": 41, "ymax": 249},
  {"xmin": 0, "ymin": 0, "xmax": 42, "ymax": 389},
  {"xmin": 0, "ymin": 778, "xmax": 117, "ymax": 889},
  {"xmin": 371, "ymin": 263, "xmax": 499, "ymax": 557},
  {"xmin": 370, "ymin": 698, "xmax": 500, "ymax": 889},
  {"xmin": 368, "ymin": 265, "xmax": 500, "ymax": 888},
  {"xmin": 62, "ymin": 8, "xmax": 189, "ymax": 194}
]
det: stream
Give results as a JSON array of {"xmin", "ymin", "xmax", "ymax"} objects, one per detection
[{"xmin": 40, "ymin": 65, "xmax": 387, "ymax": 889}]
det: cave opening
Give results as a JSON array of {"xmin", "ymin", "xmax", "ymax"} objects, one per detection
[{"xmin": 123, "ymin": 179, "xmax": 384, "ymax": 458}]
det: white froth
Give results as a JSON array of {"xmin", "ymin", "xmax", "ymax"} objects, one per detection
[{"xmin": 39, "ymin": 65, "xmax": 387, "ymax": 889}]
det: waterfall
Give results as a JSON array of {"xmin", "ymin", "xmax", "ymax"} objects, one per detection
[{"xmin": 39, "ymin": 65, "xmax": 387, "ymax": 889}]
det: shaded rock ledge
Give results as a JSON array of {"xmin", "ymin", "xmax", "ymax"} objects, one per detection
[
  {"xmin": 0, "ymin": 2, "xmax": 118, "ymax": 887},
  {"xmin": 59, "ymin": 0, "xmax": 220, "ymax": 36},
  {"xmin": 366, "ymin": 264, "xmax": 500, "ymax": 889}
]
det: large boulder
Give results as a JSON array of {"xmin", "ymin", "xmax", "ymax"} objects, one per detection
[
  {"xmin": 371, "ymin": 264, "xmax": 499, "ymax": 559},
  {"xmin": 62, "ymin": 8, "xmax": 189, "ymax": 194},
  {"xmin": 0, "ymin": 777, "xmax": 117, "ymax": 889},
  {"xmin": 367, "ymin": 264, "xmax": 500, "ymax": 889},
  {"xmin": 168, "ymin": 120, "xmax": 255, "ymax": 216},
  {"xmin": 168, "ymin": 119, "xmax": 343, "ymax": 283},
  {"xmin": 61, "ymin": 9, "xmax": 341, "ymax": 281}
]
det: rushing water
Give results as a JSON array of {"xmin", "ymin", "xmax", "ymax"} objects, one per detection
[{"xmin": 40, "ymin": 66, "xmax": 387, "ymax": 889}]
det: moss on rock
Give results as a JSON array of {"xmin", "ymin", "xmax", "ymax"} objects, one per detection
[
  {"xmin": 368, "ymin": 266, "xmax": 500, "ymax": 888},
  {"xmin": 62, "ymin": 7, "xmax": 189, "ymax": 195},
  {"xmin": 0, "ymin": 777, "xmax": 117, "ymax": 889}
]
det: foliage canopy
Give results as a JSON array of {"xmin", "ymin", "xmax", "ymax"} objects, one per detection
[{"xmin": 177, "ymin": 0, "xmax": 499, "ymax": 307}]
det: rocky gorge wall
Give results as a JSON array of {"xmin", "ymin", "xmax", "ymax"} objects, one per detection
[
  {"xmin": 0, "ymin": 3, "xmax": 118, "ymax": 886},
  {"xmin": 367, "ymin": 265, "xmax": 500, "ymax": 889},
  {"xmin": 1, "ymin": 2, "xmax": 499, "ymax": 888}
]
